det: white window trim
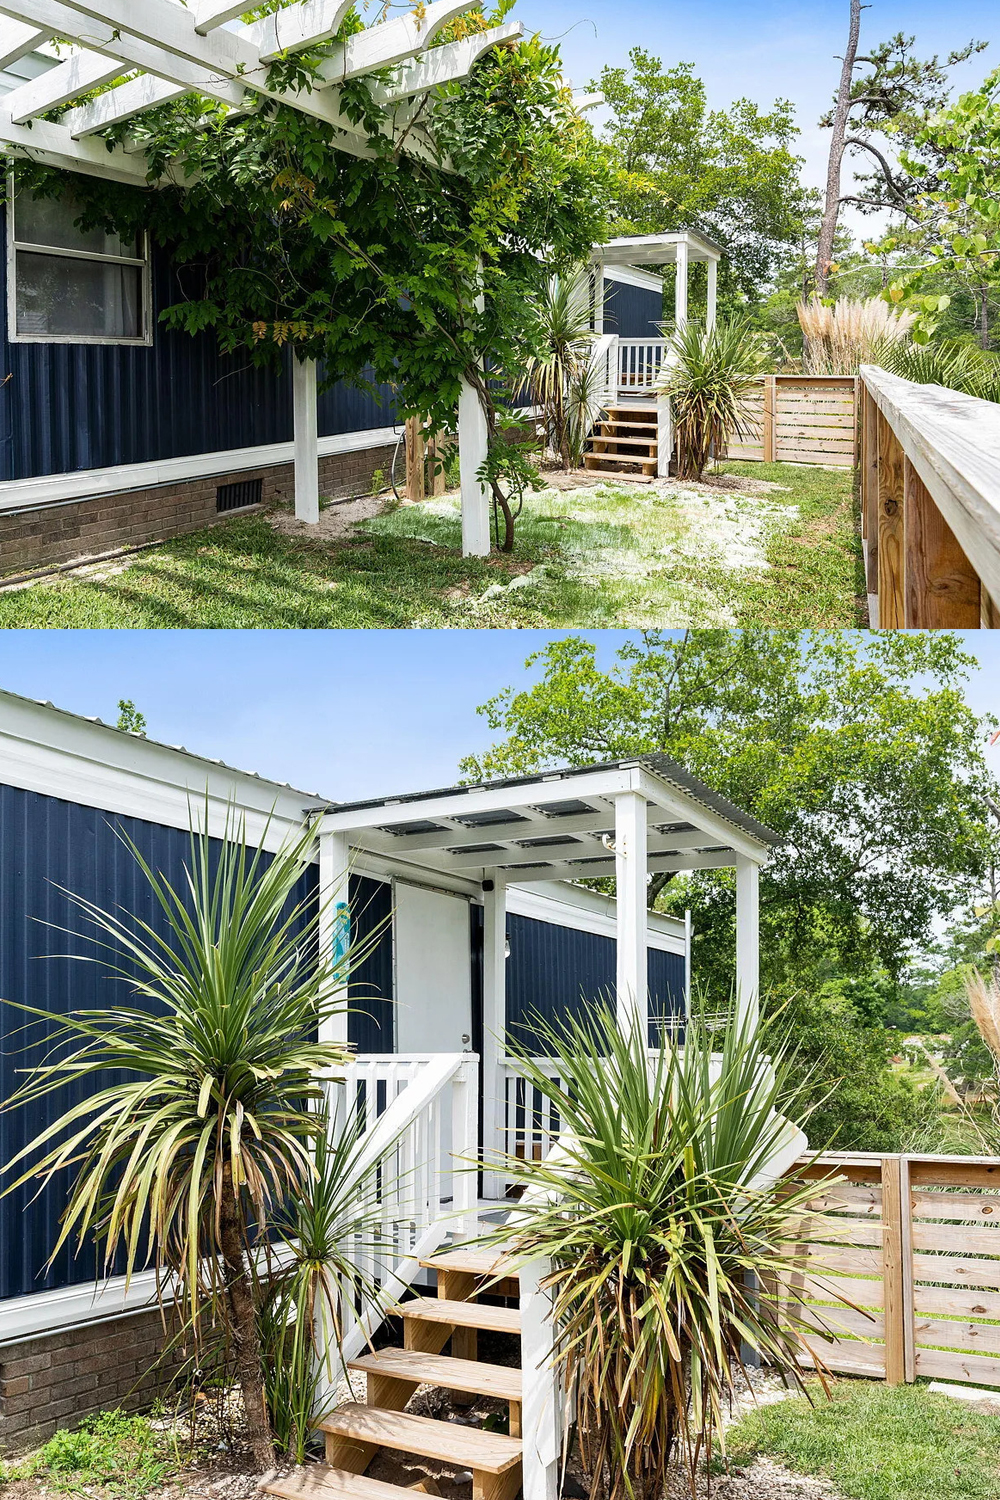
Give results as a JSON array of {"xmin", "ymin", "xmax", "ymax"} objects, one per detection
[{"xmin": 6, "ymin": 174, "xmax": 153, "ymax": 347}]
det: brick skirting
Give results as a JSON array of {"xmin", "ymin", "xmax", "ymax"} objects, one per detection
[
  {"xmin": 0, "ymin": 442, "xmax": 397, "ymax": 579},
  {"xmin": 0, "ymin": 1308, "xmax": 179, "ymax": 1455}
]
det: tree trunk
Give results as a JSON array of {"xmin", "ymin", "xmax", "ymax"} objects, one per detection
[
  {"xmin": 488, "ymin": 479, "xmax": 516, "ymax": 551},
  {"xmin": 218, "ymin": 1178, "xmax": 276, "ymax": 1471},
  {"xmin": 979, "ymin": 283, "xmax": 990, "ymax": 350},
  {"xmin": 814, "ymin": 0, "xmax": 862, "ymax": 303}
]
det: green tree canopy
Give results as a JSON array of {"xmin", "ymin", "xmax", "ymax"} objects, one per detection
[
  {"xmin": 461, "ymin": 630, "xmax": 998, "ymax": 993},
  {"xmin": 591, "ymin": 49, "xmax": 806, "ymax": 300}
]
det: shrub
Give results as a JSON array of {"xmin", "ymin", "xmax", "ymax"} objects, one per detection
[{"xmin": 660, "ymin": 319, "xmax": 770, "ymax": 480}]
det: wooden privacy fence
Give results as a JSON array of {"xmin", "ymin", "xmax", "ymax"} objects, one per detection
[
  {"xmin": 859, "ymin": 364, "xmax": 1000, "ymax": 629},
  {"xmin": 780, "ymin": 1151, "xmax": 1000, "ymax": 1389},
  {"xmin": 727, "ymin": 374, "xmax": 856, "ymax": 467}
]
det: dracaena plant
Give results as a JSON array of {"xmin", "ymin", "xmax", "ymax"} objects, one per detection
[
  {"xmin": 494, "ymin": 1006, "xmax": 837, "ymax": 1500},
  {"xmin": 0, "ymin": 807, "xmax": 377, "ymax": 1470},
  {"xmin": 660, "ymin": 318, "xmax": 770, "ymax": 480}
]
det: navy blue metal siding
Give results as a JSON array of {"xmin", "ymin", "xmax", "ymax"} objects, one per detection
[
  {"xmin": 0, "ymin": 784, "xmax": 317, "ymax": 1302},
  {"xmin": 603, "ymin": 278, "xmax": 664, "ymax": 339},
  {"xmin": 348, "ymin": 875, "xmax": 393, "ymax": 1052},
  {"xmin": 0, "ymin": 218, "xmax": 401, "ymax": 481},
  {"xmin": 504, "ymin": 913, "xmax": 685, "ymax": 1053}
]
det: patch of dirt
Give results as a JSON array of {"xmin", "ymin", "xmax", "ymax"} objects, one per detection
[{"xmin": 265, "ymin": 490, "xmax": 390, "ymax": 542}]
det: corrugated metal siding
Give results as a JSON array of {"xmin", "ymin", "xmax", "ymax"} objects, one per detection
[
  {"xmin": 348, "ymin": 875, "xmax": 393, "ymax": 1052},
  {"xmin": 0, "ymin": 784, "xmax": 317, "ymax": 1302},
  {"xmin": 603, "ymin": 278, "xmax": 664, "ymax": 339},
  {"xmin": 0, "ymin": 218, "xmax": 401, "ymax": 481},
  {"xmin": 504, "ymin": 912, "xmax": 685, "ymax": 1053}
]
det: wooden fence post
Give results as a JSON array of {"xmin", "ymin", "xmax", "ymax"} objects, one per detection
[
  {"xmin": 861, "ymin": 387, "xmax": 879, "ymax": 596},
  {"xmin": 405, "ymin": 415, "xmax": 425, "ymax": 503},
  {"xmin": 903, "ymin": 458, "xmax": 981, "ymax": 627},
  {"xmin": 899, "ymin": 1156, "xmax": 915, "ymax": 1383},
  {"xmin": 876, "ymin": 409, "xmax": 905, "ymax": 629},
  {"xmin": 881, "ymin": 1156, "xmax": 905, "ymax": 1386},
  {"xmin": 763, "ymin": 375, "xmax": 776, "ymax": 463}
]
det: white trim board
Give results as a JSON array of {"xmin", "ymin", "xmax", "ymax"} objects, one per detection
[
  {"xmin": 603, "ymin": 265, "xmax": 664, "ymax": 293},
  {"xmin": 0, "ymin": 689, "xmax": 326, "ymax": 848},
  {"xmin": 508, "ymin": 881, "xmax": 684, "ymax": 952},
  {"xmin": 0, "ymin": 1268, "xmax": 162, "ymax": 1346},
  {"xmin": 0, "ymin": 424, "xmax": 401, "ymax": 515}
]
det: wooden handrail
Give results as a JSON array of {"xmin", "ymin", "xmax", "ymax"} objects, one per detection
[{"xmin": 859, "ymin": 364, "xmax": 1000, "ymax": 627}]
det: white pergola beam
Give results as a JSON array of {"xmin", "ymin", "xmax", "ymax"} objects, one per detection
[
  {"xmin": 0, "ymin": 111, "xmax": 155, "ymax": 183},
  {"xmin": 242, "ymin": 0, "xmax": 356, "ymax": 62},
  {"xmin": 0, "ymin": 16, "xmax": 47, "ymax": 66},
  {"xmin": 317, "ymin": 0, "xmax": 478, "ymax": 85},
  {"xmin": 0, "ymin": 0, "xmax": 247, "ymax": 107},
  {"xmin": 192, "ymin": 0, "xmax": 254, "ymax": 33},
  {"xmin": 444, "ymin": 827, "xmax": 723, "ymax": 871},
  {"xmin": 4, "ymin": 47, "xmax": 124, "ymax": 123},
  {"xmin": 64, "ymin": 75, "xmax": 189, "ymax": 138},
  {"xmin": 375, "ymin": 22, "xmax": 522, "ymax": 104}
]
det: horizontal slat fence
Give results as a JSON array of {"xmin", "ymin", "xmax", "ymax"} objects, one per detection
[
  {"xmin": 783, "ymin": 1152, "xmax": 1000, "ymax": 1390},
  {"xmin": 728, "ymin": 375, "xmax": 856, "ymax": 467}
]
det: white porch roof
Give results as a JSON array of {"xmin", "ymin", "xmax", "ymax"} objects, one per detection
[
  {"xmin": 318, "ymin": 755, "xmax": 777, "ymax": 881},
  {"xmin": 599, "ymin": 231, "xmax": 723, "ymax": 267}
]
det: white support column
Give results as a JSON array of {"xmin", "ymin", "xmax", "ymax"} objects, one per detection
[
  {"xmin": 614, "ymin": 790, "xmax": 648, "ymax": 1036},
  {"xmin": 292, "ymin": 356, "xmax": 320, "ymax": 524},
  {"xmin": 675, "ymin": 238, "xmax": 689, "ymax": 328},
  {"xmin": 592, "ymin": 260, "xmax": 604, "ymax": 334},
  {"xmin": 459, "ymin": 375, "xmax": 491, "ymax": 557},
  {"xmin": 520, "ymin": 1255, "xmax": 561, "ymax": 1500},
  {"xmin": 706, "ymin": 255, "xmax": 718, "ymax": 332},
  {"xmin": 734, "ymin": 855, "xmax": 760, "ymax": 1032},
  {"xmin": 318, "ymin": 829, "xmax": 351, "ymax": 1051},
  {"xmin": 656, "ymin": 388, "xmax": 672, "ymax": 479},
  {"xmin": 481, "ymin": 875, "xmax": 507, "ymax": 1198}
]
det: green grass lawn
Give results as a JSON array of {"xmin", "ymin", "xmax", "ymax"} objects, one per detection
[
  {"xmin": 726, "ymin": 1381, "xmax": 1000, "ymax": 1500},
  {"xmin": 0, "ymin": 462, "xmax": 862, "ymax": 629}
]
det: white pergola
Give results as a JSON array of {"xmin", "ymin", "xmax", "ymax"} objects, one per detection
[
  {"xmin": 0, "ymin": 0, "xmax": 555, "ymax": 547},
  {"xmin": 596, "ymin": 229, "xmax": 723, "ymax": 330},
  {"xmin": 316, "ymin": 754, "xmax": 776, "ymax": 1178}
]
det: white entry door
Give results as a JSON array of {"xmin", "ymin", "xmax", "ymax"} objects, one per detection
[{"xmin": 393, "ymin": 882, "xmax": 473, "ymax": 1053}]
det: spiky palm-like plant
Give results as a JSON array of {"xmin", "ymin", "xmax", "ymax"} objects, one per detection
[
  {"xmin": 660, "ymin": 319, "xmax": 770, "ymax": 480},
  {"xmin": 0, "ymin": 810, "xmax": 372, "ymax": 1470},
  {"xmin": 526, "ymin": 273, "xmax": 600, "ymax": 469},
  {"xmin": 495, "ymin": 1008, "xmax": 834, "ymax": 1500}
]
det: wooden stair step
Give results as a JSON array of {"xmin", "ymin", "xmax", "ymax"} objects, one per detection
[
  {"xmin": 395, "ymin": 1296, "xmax": 521, "ymax": 1334},
  {"xmin": 606, "ymin": 405, "xmax": 657, "ymax": 417},
  {"xmin": 263, "ymin": 1463, "xmax": 436, "ymax": 1500},
  {"xmin": 581, "ymin": 466, "xmax": 655, "ymax": 483},
  {"xmin": 419, "ymin": 1249, "xmax": 518, "ymax": 1279},
  {"xmin": 348, "ymin": 1348, "xmax": 521, "ymax": 1401},
  {"xmin": 598, "ymin": 420, "xmax": 658, "ymax": 432},
  {"xmin": 316, "ymin": 1404, "xmax": 522, "ymax": 1475},
  {"xmin": 589, "ymin": 435, "xmax": 657, "ymax": 449}
]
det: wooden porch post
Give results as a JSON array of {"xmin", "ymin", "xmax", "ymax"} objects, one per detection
[
  {"xmin": 903, "ymin": 459, "xmax": 981, "ymax": 627},
  {"xmin": 876, "ymin": 407, "xmax": 905, "ymax": 628},
  {"xmin": 762, "ymin": 375, "xmax": 776, "ymax": 464},
  {"xmin": 734, "ymin": 856, "xmax": 760, "ymax": 1032},
  {"xmin": 614, "ymin": 790, "xmax": 647, "ymax": 1036},
  {"xmin": 292, "ymin": 356, "xmax": 320, "ymax": 524},
  {"xmin": 481, "ymin": 875, "xmax": 507, "ymax": 1199}
]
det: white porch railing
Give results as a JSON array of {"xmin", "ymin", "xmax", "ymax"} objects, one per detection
[
  {"xmin": 324, "ymin": 1052, "xmax": 479, "ymax": 1363},
  {"xmin": 616, "ymin": 338, "xmax": 667, "ymax": 394}
]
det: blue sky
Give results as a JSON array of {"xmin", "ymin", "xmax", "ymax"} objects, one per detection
[
  {"xmin": 0, "ymin": 630, "xmax": 997, "ymax": 800},
  {"xmin": 526, "ymin": 0, "xmax": 998, "ymax": 234}
]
